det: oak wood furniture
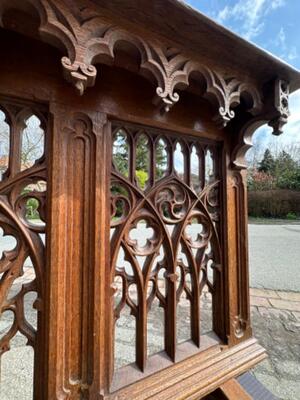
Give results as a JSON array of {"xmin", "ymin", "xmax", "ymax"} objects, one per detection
[{"xmin": 0, "ymin": 1, "xmax": 299, "ymax": 399}]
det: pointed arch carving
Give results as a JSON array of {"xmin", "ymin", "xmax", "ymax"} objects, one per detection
[{"xmin": 0, "ymin": 0, "xmax": 266, "ymax": 127}]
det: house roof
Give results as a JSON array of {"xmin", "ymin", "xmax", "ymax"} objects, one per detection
[{"xmin": 92, "ymin": 0, "xmax": 300, "ymax": 92}]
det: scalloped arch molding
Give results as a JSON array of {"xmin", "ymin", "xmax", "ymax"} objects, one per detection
[
  {"xmin": 0, "ymin": 0, "xmax": 266, "ymax": 128},
  {"xmin": 0, "ymin": 0, "xmax": 291, "ymax": 170}
]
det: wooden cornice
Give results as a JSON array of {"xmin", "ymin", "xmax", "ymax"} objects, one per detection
[
  {"xmin": 0, "ymin": 0, "xmax": 293, "ymax": 148},
  {"xmin": 90, "ymin": 0, "xmax": 300, "ymax": 93}
]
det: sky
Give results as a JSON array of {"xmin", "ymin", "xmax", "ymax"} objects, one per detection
[{"xmin": 185, "ymin": 0, "xmax": 300, "ymax": 159}]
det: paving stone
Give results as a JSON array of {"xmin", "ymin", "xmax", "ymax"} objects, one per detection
[
  {"xmin": 274, "ymin": 360, "xmax": 300, "ymax": 380},
  {"xmin": 250, "ymin": 296, "xmax": 271, "ymax": 307},
  {"xmin": 252, "ymin": 358, "xmax": 275, "ymax": 376},
  {"xmin": 115, "ymin": 327, "xmax": 136, "ymax": 343},
  {"xmin": 257, "ymin": 306, "xmax": 271, "ymax": 318},
  {"xmin": 115, "ymin": 341, "xmax": 135, "ymax": 367},
  {"xmin": 269, "ymin": 298, "xmax": 300, "ymax": 312},
  {"xmin": 292, "ymin": 311, "xmax": 300, "ymax": 322},
  {"xmin": 253, "ymin": 372, "xmax": 300, "ymax": 400},
  {"xmin": 267, "ymin": 308, "xmax": 295, "ymax": 321},
  {"xmin": 277, "ymin": 291, "xmax": 300, "ymax": 302},
  {"xmin": 0, "ymin": 346, "xmax": 34, "ymax": 400},
  {"xmin": 250, "ymin": 305, "xmax": 258, "ymax": 314},
  {"xmin": 283, "ymin": 320, "xmax": 300, "ymax": 333},
  {"xmin": 200, "ymin": 301, "xmax": 212, "ymax": 310},
  {"xmin": 250, "ymin": 288, "xmax": 279, "ymax": 298}
]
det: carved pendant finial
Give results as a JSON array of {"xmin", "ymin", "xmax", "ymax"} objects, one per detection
[
  {"xmin": 268, "ymin": 79, "xmax": 290, "ymax": 136},
  {"xmin": 153, "ymin": 87, "xmax": 180, "ymax": 113},
  {"xmin": 61, "ymin": 57, "xmax": 97, "ymax": 95}
]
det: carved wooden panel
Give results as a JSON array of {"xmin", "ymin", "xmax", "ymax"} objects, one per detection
[
  {"xmin": 0, "ymin": 97, "xmax": 48, "ymax": 396},
  {"xmin": 110, "ymin": 122, "xmax": 224, "ymax": 382}
]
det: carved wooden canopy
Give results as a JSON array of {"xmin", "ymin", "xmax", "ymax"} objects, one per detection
[
  {"xmin": 1, "ymin": 2, "xmax": 300, "ymax": 399},
  {"xmin": 1, "ymin": 0, "xmax": 299, "ymax": 168}
]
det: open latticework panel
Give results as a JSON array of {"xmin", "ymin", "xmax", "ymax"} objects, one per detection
[
  {"xmin": 0, "ymin": 97, "xmax": 48, "ymax": 398},
  {"xmin": 110, "ymin": 122, "xmax": 226, "ymax": 388}
]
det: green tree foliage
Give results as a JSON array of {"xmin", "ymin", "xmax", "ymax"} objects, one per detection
[
  {"xmin": 274, "ymin": 151, "xmax": 300, "ymax": 190},
  {"xmin": 26, "ymin": 198, "xmax": 39, "ymax": 219},
  {"xmin": 251, "ymin": 148, "xmax": 300, "ymax": 191},
  {"xmin": 135, "ymin": 134, "xmax": 149, "ymax": 172},
  {"xmin": 156, "ymin": 139, "xmax": 168, "ymax": 179},
  {"xmin": 135, "ymin": 170, "xmax": 148, "ymax": 189},
  {"xmin": 258, "ymin": 149, "xmax": 275, "ymax": 173},
  {"xmin": 113, "ymin": 131, "xmax": 167, "ymax": 187},
  {"xmin": 113, "ymin": 131, "xmax": 129, "ymax": 177}
]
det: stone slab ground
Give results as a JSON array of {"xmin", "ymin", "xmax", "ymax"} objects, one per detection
[{"xmin": 250, "ymin": 288, "xmax": 300, "ymax": 400}]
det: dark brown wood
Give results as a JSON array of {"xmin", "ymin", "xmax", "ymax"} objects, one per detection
[{"xmin": 0, "ymin": 1, "xmax": 299, "ymax": 399}]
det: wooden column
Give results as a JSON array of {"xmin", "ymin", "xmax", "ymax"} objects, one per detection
[
  {"xmin": 44, "ymin": 102, "xmax": 110, "ymax": 399},
  {"xmin": 225, "ymin": 165, "xmax": 252, "ymax": 346}
]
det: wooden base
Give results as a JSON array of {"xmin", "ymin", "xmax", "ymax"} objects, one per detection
[
  {"xmin": 204, "ymin": 372, "xmax": 279, "ymax": 400},
  {"xmin": 107, "ymin": 338, "xmax": 267, "ymax": 399},
  {"xmin": 204, "ymin": 379, "xmax": 251, "ymax": 399},
  {"xmin": 219, "ymin": 379, "xmax": 252, "ymax": 399}
]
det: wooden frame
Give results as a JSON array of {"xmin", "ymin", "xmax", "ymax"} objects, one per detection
[{"xmin": 0, "ymin": 1, "xmax": 299, "ymax": 399}]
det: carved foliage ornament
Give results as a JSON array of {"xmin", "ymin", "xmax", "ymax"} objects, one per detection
[{"xmin": 0, "ymin": 0, "xmax": 264, "ymax": 128}]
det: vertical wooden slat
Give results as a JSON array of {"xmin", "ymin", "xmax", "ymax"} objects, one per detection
[
  {"xmin": 190, "ymin": 270, "xmax": 200, "ymax": 347},
  {"xmin": 211, "ymin": 145, "xmax": 226, "ymax": 342},
  {"xmin": 129, "ymin": 132, "xmax": 136, "ymax": 184},
  {"xmin": 93, "ymin": 113, "xmax": 110, "ymax": 397},
  {"xmin": 136, "ymin": 291, "xmax": 147, "ymax": 371},
  {"xmin": 165, "ymin": 272, "xmax": 177, "ymax": 362},
  {"xmin": 8, "ymin": 120, "xmax": 21, "ymax": 177},
  {"xmin": 200, "ymin": 146, "xmax": 206, "ymax": 190},
  {"xmin": 186, "ymin": 142, "xmax": 191, "ymax": 187},
  {"xmin": 149, "ymin": 135, "xmax": 155, "ymax": 188}
]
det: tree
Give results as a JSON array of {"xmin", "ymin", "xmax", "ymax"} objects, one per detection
[
  {"xmin": 0, "ymin": 112, "xmax": 44, "ymax": 173},
  {"xmin": 274, "ymin": 150, "xmax": 297, "ymax": 174},
  {"xmin": 156, "ymin": 139, "xmax": 168, "ymax": 179},
  {"xmin": 113, "ymin": 131, "xmax": 167, "ymax": 186},
  {"xmin": 258, "ymin": 149, "xmax": 275, "ymax": 173}
]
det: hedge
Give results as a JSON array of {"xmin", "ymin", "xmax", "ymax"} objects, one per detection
[{"xmin": 248, "ymin": 189, "xmax": 300, "ymax": 218}]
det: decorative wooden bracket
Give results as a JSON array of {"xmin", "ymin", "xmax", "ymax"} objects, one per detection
[
  {"xmin": 231, "ymin": 78, "xmax": 291, "ymax": 170},
  {"xmin": 268, "ymin": 79, "xmax": 290, "ymax": 136},
  {"xmin": 0, "ymin": 0, "xmax": 264, "ymax": 128}
]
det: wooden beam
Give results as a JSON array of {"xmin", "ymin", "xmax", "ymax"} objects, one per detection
[{"xmin": 219, "ymin": 378, "xmax": 252, "ymax": 400}]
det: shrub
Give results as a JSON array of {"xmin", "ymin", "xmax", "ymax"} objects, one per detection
[
  {"xmin": 247, "ymin": 170, "xmax": 275, "ymax": 191},
  {"xmin": 136, "ymin": 170, "xmax": 148, "ymax": 189},
  {"xmin": 286, "ymin": 212, "xmax": 297, "ymax": 220},
  {"xmin": 26, "ymin": 197, "xmax": 40, "ymax": 219},
  {"xmin": 248, "ymin": 190, "xmax": 300, "ymax": 218}
]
